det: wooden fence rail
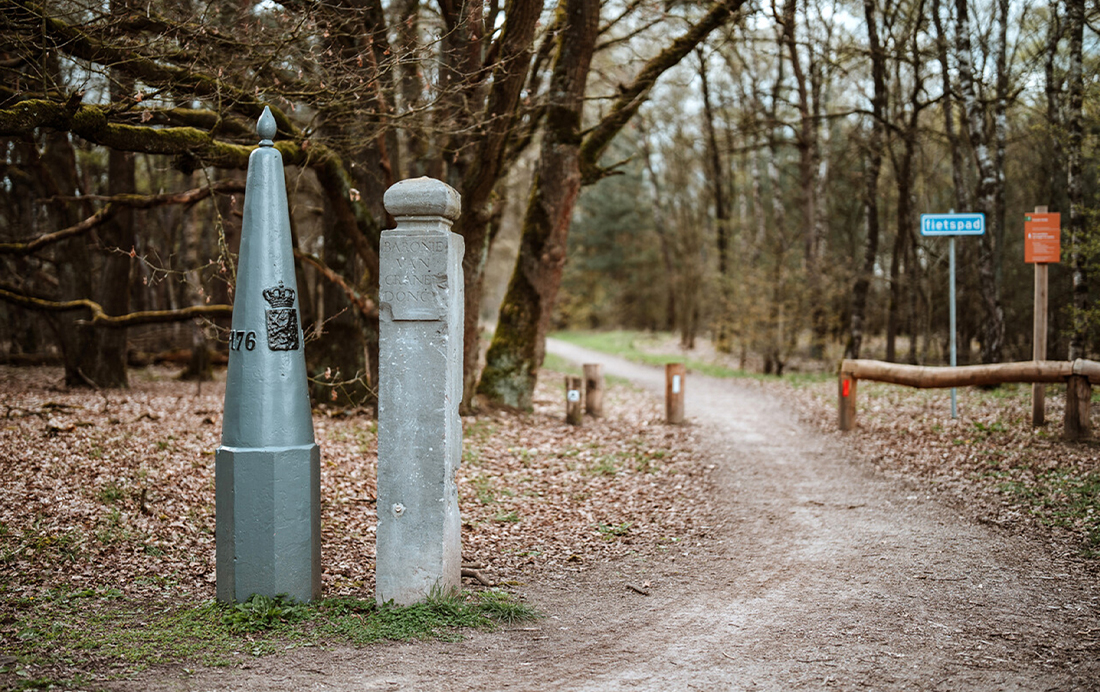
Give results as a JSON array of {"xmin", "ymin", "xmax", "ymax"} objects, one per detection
[{"xmin": 838, "ymin": 359, "xmax": 1099, "ymax": 440}]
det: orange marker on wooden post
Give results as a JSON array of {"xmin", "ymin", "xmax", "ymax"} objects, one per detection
[
  {"xmin": 838, "ymin": 373, "xmax": 857, "ymax": 431},
  {"xmin": 1025, "ymin": 206, "xmax": 1059, "ymax": 427}
]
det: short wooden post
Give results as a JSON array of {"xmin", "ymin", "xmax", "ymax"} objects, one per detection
[
  {"xmin": 583, "ymin": 363, "xmax": 604, "ymax": 417},
  {"xmin": 665, "ymin": 363, "xmax": 685, "ymax": 424},
  {"xmin": 565, "ymin": 375, "xmax": 584, "ymax": 426},
  {"xmin": 1032, "ymin": 205, "xmax": 1049, "ymax": 426},
  {"xmin": 838, "ymin": 373, "xmax": 857, "ymax": 431},
  {"xmin": 1064, "ymin": 375, "xmax": 1092, "ymax": 441}
]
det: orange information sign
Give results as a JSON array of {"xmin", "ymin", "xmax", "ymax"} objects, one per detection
[{"xmin": 1025, "ymin": 212, "xmax": 1061, "ymax": 264}]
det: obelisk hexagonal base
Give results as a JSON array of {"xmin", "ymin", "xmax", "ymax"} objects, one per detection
[{"xmin": 215, "ymin": 444, "xmax": 321, "ymax": 604}]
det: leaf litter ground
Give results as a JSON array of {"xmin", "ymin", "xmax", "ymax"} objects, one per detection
[
  {"xmin": 631, "ymin": 331, "xmax": 1100, "ymax": 565},
  {"xmin": 0, "ymin": 364, "xmax": 711, "ymax": 684},
  {"xmin": 3, "ymin": 350, "xmax": 1099, "ymax": 688}
]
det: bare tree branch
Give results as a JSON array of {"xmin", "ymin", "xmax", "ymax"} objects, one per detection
[
  {"xmin": 294, "ymin": 249, "xmax": 378, "ymax": 319},
  {"xmin": 0, "ymin": 205, "xmax": 117, "ymax": 256},
  {"xmin": 0, "ymin": 285, "xmax": 232, "ymax": 327},
  {"xmin": 579, "ymin": 0, "xmax": 750, "ymax": 183}
]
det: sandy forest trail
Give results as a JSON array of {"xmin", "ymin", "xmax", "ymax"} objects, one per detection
[{"xmin": 118, "ymin": 341, "xmax": 1100, "ymax": 691}]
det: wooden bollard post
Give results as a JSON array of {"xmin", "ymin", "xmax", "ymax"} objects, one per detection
[
  {"xmin": 565, "ymin": 375, "xmax": 584, "ymax": 426},
  {"xmin": 1031, "ymin": 204, "xmax": 1050, "ymax": 427},
  {"xmin": 665, "ymin": 363, "xmax": 685, "ymax": 424},
  {"xmin": 583, "ymin": 364, "xmax": 604, "ymax": 417},
  {"xmin": 838, "ymin": 373, "xmax": 857, "ymax": 431},
  {"xmin": 1064, "ymin": 375, "xmax": 1092, "ymax": 441}
]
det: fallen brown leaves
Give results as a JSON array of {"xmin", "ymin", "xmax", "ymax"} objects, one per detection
[
  {"xmin": 778, "ymin": 379, "xmax": 1100, "ymax": 563},
  {"xmin": 0, "ymin": 365, "xmax": 713, "ymax": 601}
]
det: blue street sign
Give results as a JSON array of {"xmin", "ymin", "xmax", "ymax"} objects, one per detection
[{"xmin": 920, "ymin": 212, "xmax": 985, "ymax": 236}]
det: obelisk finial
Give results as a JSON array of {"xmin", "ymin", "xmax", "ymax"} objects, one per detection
[
  {"xmin": 217, "ymin": 100, "xmax": 320, "ymax": 605},
  {"xmin": 257, "ymin": 106, "xmax": 276, "ymax": 147}
]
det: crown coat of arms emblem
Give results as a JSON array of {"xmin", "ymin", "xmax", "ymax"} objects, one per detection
[{"xmin": 262, "ymin": 281, "xmax": 300, "ymax": 351}]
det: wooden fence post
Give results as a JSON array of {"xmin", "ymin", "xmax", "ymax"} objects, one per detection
[
  {"xmin": 665, "ymin": 363, "xmax": 685, "ymax": 424},
  {"xmin": 838, "ymin": 373, "xmax": 857, "ymax": 431},
  {"xmin": 1064, "ymin": 375, "xmax": 1092, "ymax": 441},
  {"xmin": 583, "ymin": 364, "xmax": 603, "ymax": 417},
  {"xmin": 565, "ymin": 375, "xmax": 584, "ymax": 426},
  {"xmin": 1032, "ymin": 205, "xmax": 1049, "ymax": 427}
]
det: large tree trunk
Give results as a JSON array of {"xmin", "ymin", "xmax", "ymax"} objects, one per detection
[
  {"xmin": 845, "ymin": 0, "xmax": 887, "ymax": 361},
  {"xmin": 954, "ymin": 0, "xmax": 1005, "ymax": 364},
  {"xmin": 1066, "ymin": 0, "xmax": 1088, "ymax": 359},
  {"xmin": 781, "ymin": 0, "xmax": 825, "ymax": 360},
  {"xmin": 81, "ymin": 141, "xmax": 135, "ymax": 387},
  {"xmin": 449, "ymin": 0, "xmax": 543, "ymax": 412},
  {"xmin": 68, "ymin": 62, "xmax": 136, "ymax": 387},
  {"xmin": 886, "ymin": 4, "xmax": 926, "ymax": 364},
  {"xmin": 480, "ymin": 0, "xmax": 747, "ymax": 407},
  {"xmin": 305, "ymin": 1, "xmax": 395, "ymax": 407},
  {"xmin": 698, "ymin": 48, "xmax": 733, "ymax": 352},
  {"xmin": 639, "ymin": 121, "xmax": 681, "ymax": 335},
  {"xmin": 933, "ymin": 0, "xmax": 978, "ymax": 364},
  {"xmin": 477, "ymin": 0, "xmax": 600, "ymax": 409},
  {"xmin": 43, "ymin": 131, "xmax": 95, "ymax": 386},
  {"xmin": 1043, "ymin": 0, "xmax": 1066, "ymax": 213}
]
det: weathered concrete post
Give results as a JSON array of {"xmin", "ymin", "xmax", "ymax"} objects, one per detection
[
  {"xmin": 376, "ymin": 177, "xmax": 464, "ymax": 605},
  {"xmin": 216, "ymin": 107, "xmax": 321, "ymax": 604},
  {"xmin": 565, "ymin": 375, "xmax": 584, "ymax": 426}
]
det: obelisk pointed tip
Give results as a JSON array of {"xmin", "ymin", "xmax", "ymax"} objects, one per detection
[{"xmin": 257, "ymin": 107, "xmax": 276, "ymax": 145}]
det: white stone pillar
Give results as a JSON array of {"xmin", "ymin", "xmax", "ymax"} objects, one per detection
[{"xmin": 375, "ymin": 177, "xmax": 464, "ymax": 605}]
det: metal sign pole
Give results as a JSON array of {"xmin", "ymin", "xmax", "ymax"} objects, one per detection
[
  {"xmin": 919, "ymin": 210, "xmax": 983, "ymax": 421},
  {"xmin": 949, "ymin": 235, "xmax": 958, "ymax": 419}
]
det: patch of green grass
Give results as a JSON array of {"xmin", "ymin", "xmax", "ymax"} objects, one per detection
[
  {"xmin": 587, "ymin": 454, "xmax": 618, "ymax": 476},
  {"xmin": 97, "ymin": 482, "xmax": 126, "ymax": 505},
  {"xmin": 95, "ymin": 508, "xmax": 140, "ymax": 545},
  {"xmin": 596, "ymin": 522, "xmax": 632, "ymax": 539},
  {"xmin": 462, "ymin": 446, "xmax": 482, "ymax": 466},
  {"xmin": 541, "ymin": 352, "xmax": 582, "ymax": 376},
  {"xmin": 0, "ymin": 520, "xmax": 83, "ymax": 565},
  {"xmin": 463, "ymin": 419, "xmax": 499, "ymax": 442},
  {"xmin": 470, "ymin": 475, "xmax": 498, "ymax": 505},
  {"xmin": 511, "ymin": 447, "xmax": 537, "ymax": 467},
  {"xmin": 316, "ymin": 590, "xmax": 538, "ymax": 643},
  {"xmin": 3, "ymin": 586, "xmax": 538, "ymax": 684},
  {"xmin": 492, "ymin": 510, "xmax": 521, "ymax": 523},
  {"xmin": 972, "ymin": 420, "xmax": 1006, "ymax": 437},
  {"xmin": 222, "ymin": 593, "xmax": 310, "ymax": 633},
  {"xmin": 552, "ymin": 330, "xmax": 830, "ymax": 385},
  {"xmin": 998, "ymin": 470, "xmax": 1100, "ymax": 555}
]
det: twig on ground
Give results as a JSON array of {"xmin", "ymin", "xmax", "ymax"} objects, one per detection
[{"xmin": 461, "ymin": 568, "xmax": 494, "ymax": 586}]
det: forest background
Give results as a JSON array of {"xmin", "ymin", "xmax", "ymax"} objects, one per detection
[{"xmin": 1, "ymin": 0, "xmax": 1098, "ymax": 409}]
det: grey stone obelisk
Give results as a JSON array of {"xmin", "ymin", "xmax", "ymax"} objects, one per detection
[
  {"xmin": 215, "ymin": 107, "xmax": 321, "ymax": 604},
  {"xmin": 376, "ymin": 177, "xmax": 464, "ymax": 605}
]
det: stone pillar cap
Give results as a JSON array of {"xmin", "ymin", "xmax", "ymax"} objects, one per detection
[{"xmin": 384, "ymin": 177, "xmax": 461, "ymax": 221}]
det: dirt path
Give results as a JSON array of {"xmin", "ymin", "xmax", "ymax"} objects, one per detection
[{"xmin": 115, "ymin": 341, "xmax": 1100, "ymax": 691}]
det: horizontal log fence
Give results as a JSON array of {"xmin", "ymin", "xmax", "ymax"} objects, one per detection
[{"xmin": 838, "ymin": 359, "xmax": 1099, "ymax": 440}]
